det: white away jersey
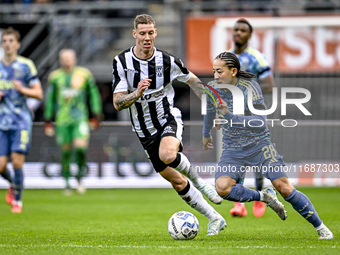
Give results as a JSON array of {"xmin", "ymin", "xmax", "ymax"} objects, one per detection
[{"xmin": 112, "ymin": 47, "xmax": 191, "ymax": 138}]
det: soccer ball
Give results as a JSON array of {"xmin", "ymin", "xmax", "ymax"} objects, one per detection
[{"xmin": 168, "ymin": 211, "xmax": 199, "ymax": 240}]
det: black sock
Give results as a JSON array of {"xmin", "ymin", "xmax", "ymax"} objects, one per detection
[{"xmin": 1, "ymin": 169, "xmax": 13, "ymax": 185}]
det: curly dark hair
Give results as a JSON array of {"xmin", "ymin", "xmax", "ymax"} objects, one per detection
[{"xmin": 215, "ymin": 52, "xmax": 256, "ymax": 79}]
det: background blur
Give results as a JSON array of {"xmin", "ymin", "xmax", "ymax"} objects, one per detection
[{"xmin": 0, "ymin": 0, "xmax": 339, "ymax": 188}]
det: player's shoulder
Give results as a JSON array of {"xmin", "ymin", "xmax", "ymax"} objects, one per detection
[
  {"xmin": 17, "ymin": 55, "xmax": 34, "ymax": 66},
  {"xmin": 75, "ymin": 66, "xmax": 93, "ymax": 77},
  {"xmin": 237, "ymin": 78, "xmax": 262, "ymax": 97},
  {"xmin": 115, "ymin": 47, "xmax": 132, "ymax": 58},
  {"xmin": 237, "ymin": 77, "xmax": 259, "ymax": 89},
  {"xmin": 244, "ymin": 46, "xmax": 266, "ymax": 61},
  {"xmin": 17, "ymin": 56, "xmax": 37, "ymax": 73},
  {"xmin": 48, "ymin": 68, "xmax": 63, "ymax": 81}
]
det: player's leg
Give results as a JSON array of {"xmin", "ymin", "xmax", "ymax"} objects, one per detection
[
  {"xmin": 56, "ymin": 125, "xmax": 73, "ymax": 194},
  {"xmin": 73, "ymin": 121, "xmax": 90, "ymax": 194},
  {"xmin": 263, "ymin": 140, "xmax": 333, "ymax": 238},
  {"xmin": 0, "ymin": 130, "xmax": 14, "ymax": 204},
  {"xmin": 253, "ymin": 171, "xmax": 266, "ymax": 217},
  {"xmin": 215, "ymin": 150, "xmax": 261, "ymax": 202},
  {"xmin": 159, "ymin": 167, "xmax": 226, "ymax": 236},
  {"xmin": 0, "ymin": 156, "xmax": 14, "ymax": 205},
  {"xmin": 11, "ymin": 152, "xmax": 25, "ymax": 213},
  {"xmin": 272, "ymin": 177, "xmax": 333, "ymax": 239},
  {"xmin": 9, "ymin": 129, "xmax": 31, "ymax": 213},
  {"xmin": 158, "ymin": 121, "xmax": 222, "ymax": 204}
]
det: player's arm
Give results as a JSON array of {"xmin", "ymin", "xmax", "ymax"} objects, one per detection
[
  {"xmin": 185, "ymin": 72, "xmax": 205, "ymax": 99},
  {"xmin": 202, "ymin": 94, "xmax": 217, "ymax": 150},
  {"xmin": 13, "ymin": 80, "xmax": 43, "ymax": 100},
  {"xmin": 43, "ymin": 80, "xmax": 56, "ymax": 136},
  {"xmin": 86, "ymin": 74, "xmax": 103, "ymax": 129},
  {"xmin": 113, "ymin": 78, "xmax": 150, "ymax": 111},
  {"xmin": 259, "ymin": 75, "xmax": 274, "ymax": 94}
]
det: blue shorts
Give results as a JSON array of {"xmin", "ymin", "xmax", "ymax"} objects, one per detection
[
  {"xmin": 0, "ymin": 129, "xmax": 31, "ymax": 156},
  {"xmin": 216, "ymin": 139, "xmax": 287, "ymax": 183}
]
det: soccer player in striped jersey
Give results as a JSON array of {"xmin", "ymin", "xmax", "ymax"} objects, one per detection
[
  {"xmin": 112, "ymin": 14, "xmax": 226, "ymax": 235},
  {"xmin": 0, "ymin": 27, "xmax": 43, "ymax": 213},
  {"xmin": 228, "ymin": 18, "xmax": 275, "ymax": 217},
  {"xmin": 44, "ymin": 49, "xmax": 103, "ymax": 195},
  {"xmin": 202, "ymin": 52, "xmax": 333, "ymax": 239}
]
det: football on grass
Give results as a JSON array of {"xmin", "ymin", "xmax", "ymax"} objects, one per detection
[{"xmin": 168, "ymin": 211, "xmax": 199, "ymax": 240}]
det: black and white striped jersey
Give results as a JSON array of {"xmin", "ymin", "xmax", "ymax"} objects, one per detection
[{"xmin": 112, "ymin": 46, "xmax": 191, "ymax": 138}]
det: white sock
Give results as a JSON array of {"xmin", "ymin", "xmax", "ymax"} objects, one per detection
[
  {"xmin": 179, "ymin": 181, "xmax": 220, "ymax": 221},
  {"xmin": 315, "ymin": 223, "xmax": 325, "ymax": 231},
  {"xmin": 174, "ymin": 153, "xmax": 204, "ymax": 188}
]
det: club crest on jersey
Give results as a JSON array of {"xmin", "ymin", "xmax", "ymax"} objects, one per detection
[
  {"xmin": 161, "ymin": 126, "xmax": 175, "ymax": 136},
  {"xmin": 156, "ymin": 66, "xmax": 163, "ymax": 77}
]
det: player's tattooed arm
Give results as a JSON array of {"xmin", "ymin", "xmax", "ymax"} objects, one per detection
[
  {"xmin": 186, "ymin": 72, "xmax": 205, "ymax": 99},
  {"xmin": 113, "ymin": 92, "xmax": 139, "ymax": 111},
  {"xmin": 113, "ymin": 78, "xmax": 151, "ymax": 111}
]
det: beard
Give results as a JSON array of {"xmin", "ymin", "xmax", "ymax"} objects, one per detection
[{"xmin": 235, "ymin": 41, "xmax": 243, "ymax": 48}]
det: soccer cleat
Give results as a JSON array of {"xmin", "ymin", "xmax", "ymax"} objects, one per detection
[
  {"xmin": 253, "ymin": 201, "xmax": 266, "ymax": 217},
  {"xmin": 11, "ymin": 201, "xmax": 22, "ymax": 213},
  {"xmin": 63, "ymin": 188, "xmax": 72, "ymax": 196},
  {"xmin": 6, "ymin": 187, "xmax": 14, "ymax": 205},
  {"xmin": 317, "ymin": 226, "xmax": 334, "ymax": 240},
  {"xmin": 261, "ymin": 187, "xmax": 287, "ymax": 220},
  {"xmin": 197, "ymin": 182, "xmax": 223, "ymax": 205},
  {"xmin": 230, "ymin": 202, "xmax": 248, "ymax": 217},
  {"xmin": 76, "ymin": 184, "xmax": 86, "ymax": 194},
  {"xmin": 207, "ymin": 216, "xmax": 227, "ymax": 236}
]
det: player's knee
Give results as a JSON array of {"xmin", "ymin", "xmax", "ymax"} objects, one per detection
[
  {"xmin": 215, "ymin": 177, "xmax": 234, "ymax": 197},
  {"xmin": 273, "ymin": 178, "xmax": 294, "ymax": 198},
  {"xmin": 12, "ymin": 157, "xmax": 23, "ymax": 169},
  {"xmin": 216, "ymin": 182, "xmax": 232, "ymax": 197},
  {"xmin": 216, "ymin": 186, "xmax": 231, "ymax": 198},
  {"xmin": 159, "ymin": 149, "xmax": 177, "ymax": 165}
]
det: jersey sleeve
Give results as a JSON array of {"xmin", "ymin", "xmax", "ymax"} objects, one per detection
[
  {"xmin": 254, "ymin": 53, "xmax": 272, "ymax": 80},
  {"xmin": 112, "ymin": 56, "xmax": 128, "ymax": 93},
  {"xmin": 202, "ymin": 85, "xmax": 218, "ymax": 138},
  {"xmin": 171, "ymin": 56, "xmax": 191, "ymax": 83},
  {"xmin": 43, "ymin": 74, "xmax": 57, "ymax": 121},
  {"xmin": 86, "ymin": 71, "xmax": 102, "ymax": 115},
  {"xmin": 19, "ymin": 56, "xmax": 40, "ymax": 87}
]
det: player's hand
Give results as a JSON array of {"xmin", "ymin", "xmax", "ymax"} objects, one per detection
[
  {"xmin": 216, "ymin": 99, "xmax": 229, "ymax": 115},
  {"xmin": 0, "ymin": 91, "xmax": 4, "ymax": 101},
  {"xmin": 203, "ymin": 136, "xmax": 214, "ymax": 150},
  {"xmin": 89, "ymin": 118, "xmax": 100, "ymax": 130},
  {"xmin": 12, "ymin": 80, "xmax": 24, "ymax": 93},
  {"xmin": 44, "ymin": 123, "xmax": 55, "ymax": 137},
  {"xmin": 136, "ymin": 78, "xmax": 151, "ymax": 98}
]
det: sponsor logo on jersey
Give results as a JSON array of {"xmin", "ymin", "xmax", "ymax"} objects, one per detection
[
  {"xmin": 124, "ymin": 68, "xmax": 139, "ymax": 74},
  {"xmin": 156, "ymin": 66, "xmax": 163, "ymax": 77}
]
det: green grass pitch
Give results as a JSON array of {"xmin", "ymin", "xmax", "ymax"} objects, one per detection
[{"xmin": 0, "ymin": 187, "xmax": 338, "ymax": 254}]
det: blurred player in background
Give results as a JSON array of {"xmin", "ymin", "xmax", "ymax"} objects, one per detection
[
  {"xmin": 112, "ymin": 14, "xmax": 226, "ymax": 235},
  {"xmin": 0, "ymin": 27, "xmax": 43, "ymax": 213},
  {"xmin": 228, "ymin": 18, "xmax": 275, "ymax": 218},
  {"xmin": 44, "ymin": 49, "xmax": 102, "ymax": 195},
  {"xmin": 202, "ymin": 51, "xmax": 333, "ymax": 240}
]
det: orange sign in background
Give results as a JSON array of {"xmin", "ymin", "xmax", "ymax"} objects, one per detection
[{"xmin": 186, "ymin": 16, "xmax": 340, "ymax": 75}]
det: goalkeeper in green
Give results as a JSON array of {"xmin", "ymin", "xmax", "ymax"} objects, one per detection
[{"xmin": 44, "ymin": 49, "xmax": 102, "ymax": 195}]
